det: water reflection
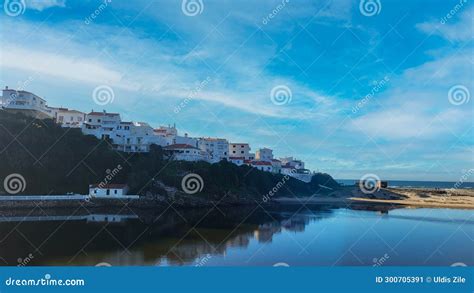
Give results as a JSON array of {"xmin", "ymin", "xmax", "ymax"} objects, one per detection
[{"xmin": 0, "ymin": 204, "xmax": 472, "ymax": 267}]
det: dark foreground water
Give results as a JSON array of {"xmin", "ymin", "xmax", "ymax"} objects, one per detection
[{"xmin": 0, "ymin": 205, "xmax": 472, "ymax": 267}]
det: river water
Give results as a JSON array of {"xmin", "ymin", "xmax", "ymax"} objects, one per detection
[{"xmin": 0, "ymin": 205, "xmax": 472, "ymax": 266}]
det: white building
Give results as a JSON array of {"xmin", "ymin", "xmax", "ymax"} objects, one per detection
[
  {"xmin": 250, "ymin": 161, "xmax": 273, "ymax": 172},
  {"xmin": 280, "ymin": 157, "xmax": 305, "ymax": 169},
  {"xmin": 271, "ymin": 159, "xmax": 282, "ymax": 174},
  {"xmin": 174, "ymin": 133, "xmax": 198, "ymax": 148},
  {"xmin": 82, "ymin": 110, "xmax": 121, "ymax": 140},
  {"xmin": 229, "ymin": 143, "xmax": 254, "ymax": 160},
  {"xmin": 198, "ymin": 138, "xmax": 229, "ymax": 163},
  {"xmin": 114, "ymin": 121, "xmax": 157, "ymax": 152},
  {"xmin": 229, "ymin": 156, "xmax": 245, "ymax": 166},
  {"xmin": 89, "ymin": 184, "xmax": 129, "ymax": 197},
  {"xmin": 49, "ymin": 107, "xmax": 86, "ymax": 128},
  {"xmin": 1, "ymin": 86, "xmax": 52, "ymax": 119},
  {"xmin": 256, "ymin": 148, "xmax": 274, "ymax": 162},
  {"xmin": 164, "ymin": 144, "xmax": 209, "ymax": 162}
]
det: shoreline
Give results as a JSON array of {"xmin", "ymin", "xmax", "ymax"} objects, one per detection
[
  {"xmin": 274, "ymin": 187, "xmax": 474, "ymax": 210},
  {"xmin": 0, "ymin": 187, "xmax": 473, "ymax": 210}
]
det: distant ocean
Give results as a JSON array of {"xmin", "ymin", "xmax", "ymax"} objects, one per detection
[{"xmin": 336, "ymin": 179, "xmax": 474, "ymax": 189}]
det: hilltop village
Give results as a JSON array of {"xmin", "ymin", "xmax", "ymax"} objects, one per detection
[{"xmin": 0, "ymin": 86, "xmax": 313, "ymax": 183}]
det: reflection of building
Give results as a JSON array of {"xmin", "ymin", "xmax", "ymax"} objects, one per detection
[
  {"xmin": 86, "ymin": 214, "xmax": 138, "ymax": 223},
  {"xmin": 281, "ymin": 216, "xmax": 310, "ymax": 232},
  {"xmin": 254, "ymin": 222, "xmax": 281, "ymax": 243}
]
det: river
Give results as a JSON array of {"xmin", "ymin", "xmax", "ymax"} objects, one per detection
[{"xmin": 0, "ymin": 204, "xmax": 472, "ymax": 266}]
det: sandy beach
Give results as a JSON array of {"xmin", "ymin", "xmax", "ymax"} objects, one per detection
[{"xmin": 275, "ymin": 187, "xmax": 474, "ymax": 209}]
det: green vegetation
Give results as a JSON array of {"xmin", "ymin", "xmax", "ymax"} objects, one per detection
[{"xmin": 0, "ymin": 111, "xmax": 340, "ymax": 200}]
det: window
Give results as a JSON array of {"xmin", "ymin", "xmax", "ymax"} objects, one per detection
[
  {"xmin": 241, "ymin": 151, "xmax": 244, "ymax": 154},
  {"xmin": 98, "ymin": 119, "xmax": 101, "ymax": 123},
  {"xmin": 88, "ymin": 119, "xmax": 92, "ymax": 122},
  {"xmin": 114, "ymin": 190, "xmax": 117, "ymax": 194},
  {"xmin": 233, "ymin": 151, "xmax": 236, "ymax": 154},
  {"xmin": 106, "ymin": 189, "xmax": 110, "ymax": 195}
]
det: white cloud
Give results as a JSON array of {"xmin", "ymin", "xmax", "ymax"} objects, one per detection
[
  {"xmin": 26, "ymin": 0, "xmax": 66, "ymax": 11},
  {"xmin": 417, "ymin": 6, "xmax": 473, "ymax": 42}
]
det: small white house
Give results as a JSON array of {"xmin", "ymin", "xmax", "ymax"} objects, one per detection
[
  {"xmin": 89, "ymin": 184, "xmax": 129, "ymax": 197},
  {"xmin": 256, "ymin": 148, "xmax": 274, "ymax": 162},
  {"xmin": 164, "ymin": 144, "xmax": 208, "ymax": 162},
  {"xmin": 229, "ymin": 156, "xmax": 245, "ymax": 166}
]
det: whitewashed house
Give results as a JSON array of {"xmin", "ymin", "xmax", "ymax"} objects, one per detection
[
  {"xmin": 229, "ymin": 143, "xmax": 254, "ymax": 160},
  {"xmin": 198, "ymin": 138, "xmax": 229, "ymax": 163},
  {"xmin": 89, "ymin": 184, "xmax": 129, "ymax": 197},
  {"xmin": 1, "ymin": 86, "xmax": 53, "ymax": 119},
  {"xmin": 229, "ymin": 156, "xmax": 245, "ymax": 166},
  {"xmin": 280, "ymin": 157, "xmax": 305, "ymax": 169},
  {"xmin": 49, "ymin": 107, "xmax": 86, "ymax": 128},
  {"xmin": 271, "ymin": 159, "xmax": 282, "ymax": 174},
  {"xmin": 164, "ymin": 144, "xmax": 209, "ymax": 162},
  {"xmin": 82, "ymin": 110, "xmax": 121, "ymax": 140},
  {"xmin": 256, "ymin": 148, "xmax": 274, "ymax": 162},
  {"xmin": 114, "ymin": 121, "xmax": 157, "ymax": 152},
  {"xmin": 250, "ymin": 161, "xmax": 273, "ymax": 172}
]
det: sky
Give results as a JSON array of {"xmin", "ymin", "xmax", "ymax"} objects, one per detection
[{"xmin": 0, "ymin": 0, "xmax": 473, "ymax": 181}]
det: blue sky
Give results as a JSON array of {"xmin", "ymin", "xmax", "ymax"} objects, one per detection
[{"xmin": 0, "ymin": 0, "xmax": 473, "ymax": 181}]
